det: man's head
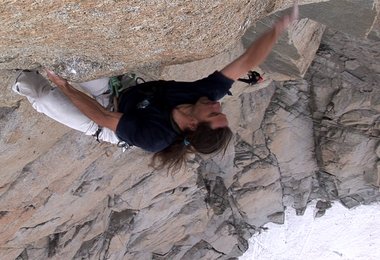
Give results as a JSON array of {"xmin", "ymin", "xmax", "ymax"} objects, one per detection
[
  {"xmin": 191, "ymin": 96, "xmax": 229, "ymax": 129},
  {"xmin": 155, "ymin": 97, "xmax": 233, "ymax": 171},
  {"xmin": 186, "ymin": 96, "xmax": 232, "ymax": 154}
]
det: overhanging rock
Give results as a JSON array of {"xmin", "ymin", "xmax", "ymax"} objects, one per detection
[
  {"xmin": 242, "ymin": 0, "xmax": 379, "ymax": 80},
  {"xmin": 242, "ymin": 17, "xmax": 325, "ymax": 80},
  {"xmin": 298, "ymin": 0, "xmax": 378, "ymax": 39},
  {"xmin": 0, "ymin": 0, "xmax": 322, "ymax": 82}
]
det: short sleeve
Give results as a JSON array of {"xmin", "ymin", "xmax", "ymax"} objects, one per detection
[{"xmin": 193, "ymin": 71, "xmax": 234, "ymax": 101}]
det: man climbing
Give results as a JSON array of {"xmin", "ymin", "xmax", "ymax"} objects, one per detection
[{"xmin": 12, "ymin": 3, "xmax": 299, "ymax": 170}]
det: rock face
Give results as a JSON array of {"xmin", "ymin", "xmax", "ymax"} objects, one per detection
[
  {"xmin": 0, "ymin": 0, "xmax": 310, "ymax": 81},
  {"xmin": 298, "ymin": 0, "xmax": 378, "ymax": 38},
  {"xmin": 0, "ymin": 1, "xmax": 380, "ymax": 259},
  {"xmin": 306, "ymin": 29, "xmax": 380, "ymax": 208}
]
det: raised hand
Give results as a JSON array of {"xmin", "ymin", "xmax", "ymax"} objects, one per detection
[
  {"xmin": 274, "ymin": 1, "xmax": 299, "ymax": 33},
  {"xmin": 291, "ymin": 0, "xmax": 299, "ymax": 21},
  {"xmin": 220, "ymin": 1, "xmax": 299, "ymax": 81}
]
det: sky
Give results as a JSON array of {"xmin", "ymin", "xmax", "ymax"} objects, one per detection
[{"xmin": 240, "ymin": 201, "xmax": 380, "ymax": 260}]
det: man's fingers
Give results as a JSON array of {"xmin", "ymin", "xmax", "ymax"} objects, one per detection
[
  {"xmin": 291, "ymin": 0, "xmax": 299, "ymax": 21},
  {"xmin": 45, "ymin": 69, "xmax": 64, "ymax": 82},
  {"xmin": 44, "ymin": 68, "xmax": 68, "ymax": 88},
  {"xmin": 44, "ymin": 69, "xmax": 57, "ymax": 78}
]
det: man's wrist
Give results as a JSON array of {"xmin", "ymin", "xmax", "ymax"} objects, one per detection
[
  {"xmin": 273, "ymin": 19, "xmax": 287, "ymax": 36},
  {"xmin": 57, "ymin": 81, "xmax": 71, "ymax": 90}
]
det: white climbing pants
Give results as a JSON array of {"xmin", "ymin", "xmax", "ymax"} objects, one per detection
[{"xmin": 12, "ymin": 70, "xmax": 120, "ymax": 144}]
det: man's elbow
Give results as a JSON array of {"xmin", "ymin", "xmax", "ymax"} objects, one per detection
[
  {"xmin": 221, "ymin": 54, "xmax": 252, "ymax": 81},
  {"xmin": 97, "ymin": 112, "xmax": 123, "ymax": 132}
]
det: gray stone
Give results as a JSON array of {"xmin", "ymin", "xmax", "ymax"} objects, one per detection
[
  {"xmin": 262, "ymin": 79, "xmax": 318, "ymax": 210},
  {"xmin": 1, "ymin": 1, "xmax": 380, "ymax": 259},
  {"xmin": 297, "ymin": 0, "xmax": 378, "ymax": 38},
  {"xmin": 345, "ymin": 59, "xmax": 360, "ymax": 71},
  {"xmin": 267, "ymin": 212, "xmax": 285, "ymax": 224}
]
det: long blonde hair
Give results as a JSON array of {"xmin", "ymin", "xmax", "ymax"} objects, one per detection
[{"xmin": 151, "ymin": 122, "xmax": 233, "ymax": 172}]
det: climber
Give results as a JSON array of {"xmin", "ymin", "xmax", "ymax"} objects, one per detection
[{"xmin": 12, "ymin": 3, "xmax": 299, "ymax": 171}]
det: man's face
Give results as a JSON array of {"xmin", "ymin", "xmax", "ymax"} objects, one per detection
[{"xmin": 192, "ymin": 97, "xmax": 229, "ymax": 129}]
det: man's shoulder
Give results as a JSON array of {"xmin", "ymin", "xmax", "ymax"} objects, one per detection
[{"xmin": 116, "ymin": 110, "xmax": 177, "ymax": 152}]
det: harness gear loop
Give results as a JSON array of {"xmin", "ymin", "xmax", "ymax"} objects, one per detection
[
  {"xmin": 117, "ymin": 140, "xmax": 132, "ymax": 152},
  {"xmin": 92, "ymin": 127, "xmax": 102, "ymax": 143},
  {"xmin": 109, "ymin": 73, "xmax": 146, "ymax": 112},
  {"xmin": 93, "ymin": 73, "xmax": 146, "ymax": 151}
]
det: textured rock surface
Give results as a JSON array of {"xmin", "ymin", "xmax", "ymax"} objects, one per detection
[
  {"xmin": 297, "ymin": 0, "xmax": 378, "ymax": 38},
  {"xmin": 305, "ymin": 28, "xmax": 380, "ymax": 208},
  {"xmin": 0, "ymin": 0, "xmax": 319, "ymax": 82},
  {"xmin": 1, "ymin": 1, "xmax": 380, "ymax": 259}
]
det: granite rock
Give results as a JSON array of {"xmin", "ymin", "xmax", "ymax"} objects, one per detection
[{"xmin": 1, "ymin": 1, "xmax": 380, "ymax": 259}]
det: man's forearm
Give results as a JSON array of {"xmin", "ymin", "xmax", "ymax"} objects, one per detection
[
  {"xmin": 241, "ymin": 26, "xmax": 282, "ymax": 71},
  {"xmin": 58, "ymin": 82, "xmax": 122, "ymax": 131},
  {"xmin": 240, "ymin": 3, "xmax": 298, "ymax": 73},
  {"xmin": 221, "ymin": 3, "xmax": 298, "ymax": 81},
  {"xmin": 221, "ymin": 26, "xmax": 283, "ymax": 80}
]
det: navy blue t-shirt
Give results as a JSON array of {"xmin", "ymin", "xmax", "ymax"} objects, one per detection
[{"xmin": 115, "ymin": 71, "xmax": 234, "ymax": 152}]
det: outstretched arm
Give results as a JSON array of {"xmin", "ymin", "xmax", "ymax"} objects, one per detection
[
  {"xmin": 45, "ymin": 70, "xmax": 122, "ymax": 131},
  {"xmin": 221, "ymin": 2, "xmax": 299, "ymax": 81}
]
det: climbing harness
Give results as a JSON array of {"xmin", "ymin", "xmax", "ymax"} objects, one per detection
[
  {"xmin": 92, "ymin": 127, "xmax": 103, "ymax": 143},
  {"xmin": 109, "ymin": 73, "xmax": 146, "ymax": 112},
  {"xmin": 113, "ymin": 73, "xmax": 145, "ymax": 151},
  {"xmin": 238, "ymin": 70, "xmax": 264, "ymax": 85},
  {"xmin": 93, "ymin": 73, "xmax": 146, "ymax": 152},
  {"xmin": 117, "ymin": 140, "xmax": 133, "ymax": 152}
]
